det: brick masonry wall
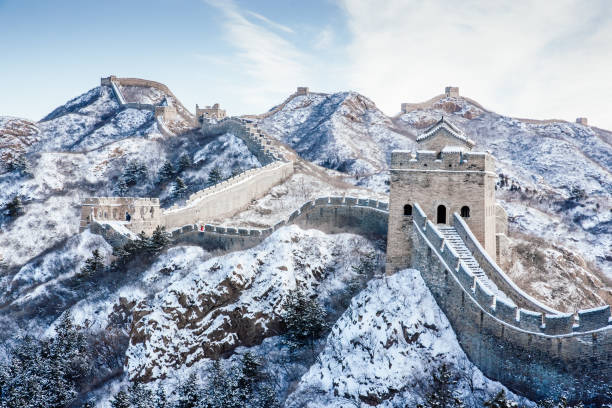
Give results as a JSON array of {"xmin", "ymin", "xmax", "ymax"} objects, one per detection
[
  {"xmin": 168, "ymin": 196, "xmax": 388, "ymax": 253},
  {"xmin": 411, "ymin": 210, "xmax": 611, "ymax": 404}
]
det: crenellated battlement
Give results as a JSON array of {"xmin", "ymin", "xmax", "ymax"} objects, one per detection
[
  {"xmin": 391, "ymin": 149, "xmax": 495, "ymax": 172},
  {"xmin": 411, "ymin": 201, "xmax": 611, "ymax": 403}
]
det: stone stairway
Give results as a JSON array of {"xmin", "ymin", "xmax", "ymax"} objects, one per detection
[{"xmin": 437, "ymin": 226, "xmax": 497, "ymax": 293}]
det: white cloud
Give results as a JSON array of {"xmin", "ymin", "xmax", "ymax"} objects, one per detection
[
  {"xmin": 338, "ymin": 0, "xmax": 612, "ymax": 128},
  {"xmin": 245, "ymin": 10, "xmax": 295, "ymax": 34},
  {"xmin": 203, "ymin": 0, "xmax": 309, "ymax": 113},
  {"xmin": 314, "ymin": 26, "xmax": 334, "ymax": 50}
]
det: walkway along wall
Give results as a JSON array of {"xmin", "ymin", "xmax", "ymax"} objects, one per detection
[
  {"xmin": 200, "ymin": 117, "xmax": 283, "ymax": 164},
  {"xmin": 162, "ymin": 161, "xmax": 293, "ymax": 229},
  {"xmin": 165, "ymin": 196, "xmax": 388, "ymax": 253},
  {"xmin": 410, "ymin": 203, "xmax": 611, "ymax": 405},
  {"xmin": 80, "ymin": 161, "xmax": 294, "ymax": 235}
]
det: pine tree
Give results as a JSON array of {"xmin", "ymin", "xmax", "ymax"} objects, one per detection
[
  {"xmin": 173, "ymin": 177, "xmax": 188, "ymax": 198},
  {"xmin": 154, "ymin": 387, "xmax": 169, "ymax": 408},
  {"xmin": 110, "ymin": 390, "xmax": 131, "ymax": 408},
  {"xmin": 128, "ymin": 382, "xmax": 154, "ymax": 408},
  {"xmin": 202, "ymin": 360, "xmax": 229, "ymax": 408},
  {"xmin": 485, "ymin": 390, "xmax": 519, "ymax": 408},
  {"xmin": 419, "ymin": 363, "xmax": 464, "ymax": 408},
  {"xmin": 257, "ymin": 384, "xmax": 280, "ymax": 408},
  {"xmin": 281, "ymin": 289, "xmax": 327, "ymax": 350},
  {"xmin": 6, "ymin": 195, "xmax": 24, "ymax": 217},
  {"xmin": 208, "ymin": 166, "xmax": 223, "ymax": 185},
  {"xmin": 177, "ymin": 154, "xmax": 193, "ymax": 172},
  {"xmin": 80, "ymin": 249, "xmax": 105, "ymax": 278},
  {"xmin": 158, "ymin": 160, "xmax": 175, "ymax": 182},
  {"xmin": 114, "ymin": 178, "xmax": 129, "ymax": 196},
  {"xmin": 149, "ymin": 225, "xmax": 170, "ymax": 253},
  {"xmin": 123, "ymin": 160, "xmax": 148, "ymax": 187},
  {"xmin": 176, "ymin": 372, "xmax": 201, "ymax": 408},
  {"xmin": 231, "ymin": 166, "xmax": 243, "ymax": 177}
]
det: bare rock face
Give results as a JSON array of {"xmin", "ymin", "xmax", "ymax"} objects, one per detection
[
  {"xmin": 506, "ymin": 233, "xmax": 612, "ymax": 312},
  {"xmin": 126, "ymin": 226, "xmax": 381, "ymax": 381},
  {"xmin": 0, "ymin": 117, "xmax": 39, "ymax": 166}
]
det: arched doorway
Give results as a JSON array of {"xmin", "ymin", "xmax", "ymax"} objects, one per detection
[
  {"xmin": 437, "ymin": 205, "xmax": 446, "ymax": 224},
  {"xmin": 461, "ymin": 206, "xmax": 470, "ymax": 218},
  {"xmin": 403, "ymin": 204, "xmax": 412, "ymax": 216}
]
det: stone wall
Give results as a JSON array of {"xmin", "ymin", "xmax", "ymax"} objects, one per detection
[
  {"xmin": 387, "ymin": 149, "xmax": 498, "ymax": 272},
  {"xmin": 167, "ymin": 196, "xmax": 388, "ymax": 253},
  {"xmin": 452, "ymin": 213, "xmax": 557, "ymax": 314},
  {"xmin": 100, "ymin": 76, "xmax": 191, "ymax": 134},
  {"xmin": 411, "ymin": 203, "xmax": 611, "ymax": 404},
  {"xmin": 162, "ymin": 161, "xmax": 294, "ymax": 229},
  {"xmin": 80, "ymin": 197, "xmax": 161, "ymax": 235},
  {"xmin": 200, "ymin": 117, "xmax": 283, "ymax": 164}
]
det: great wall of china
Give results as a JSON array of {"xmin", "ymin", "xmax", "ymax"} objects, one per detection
[
  {"xmin": 79, "ymin": 79, "xmax": 610, "ymax": 404},
  {"xmin": 411, "ymin": 203, "xmax": 611, "ymax": 403}
]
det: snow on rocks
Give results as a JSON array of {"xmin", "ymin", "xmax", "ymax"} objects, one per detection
[
  {"xmin": 286, "ymin": 269, "xmax": 531, "ymax": 408},
  {"xmin": 259, "ymin": 92, "xmax": 413, "ymax": 177},
  {"xmin": 125, "ymin": 225, "xmax": 380, "ymax": 381}
]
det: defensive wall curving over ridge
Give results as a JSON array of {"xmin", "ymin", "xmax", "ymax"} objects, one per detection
[
  {"xmin": 199, "ymin": 117, "xmax": 284, "ymax": 164},
  {"xmin": 91, "ymin": 196, "xmax": 388, "ymax": 253},
  {"xmin": 410, "ymin": 202, "xmax": 611, "ymax": 404}
]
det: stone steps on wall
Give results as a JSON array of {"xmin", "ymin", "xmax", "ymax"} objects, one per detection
[{"xmin": 437, "ymin": 226, "xmax": 496, "ymax": 292}]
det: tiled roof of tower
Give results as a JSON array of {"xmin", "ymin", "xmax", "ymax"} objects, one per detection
[{"xmin": 417, "ymin": 116, "xmax": 475, "ymax": 147}]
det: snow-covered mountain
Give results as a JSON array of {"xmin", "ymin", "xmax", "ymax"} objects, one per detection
[
  {"xmin": 257, "ymin": 90, "xmax": 611, "ymax": 303},
  {"xmin": 1, "ymin": 79, "xmax": 610, "ymax": 407}
]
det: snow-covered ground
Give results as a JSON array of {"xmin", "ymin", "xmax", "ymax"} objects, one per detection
[
  {"xmin": 288, "ymin": 269, "xmax": 532, "ymax": 407},
  {"xmin": 259, "ymin": 92, "xmax": 413, "ymax": 178},
  {"xmin": 126, "ymin": 225, "xmax": 381, "ymax": 381}
]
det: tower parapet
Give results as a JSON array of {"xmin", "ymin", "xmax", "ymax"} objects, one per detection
[
  {"xmin": 445, "ymin": 86, "xmax": 459, "ymax": 97},
  {"xmin": 387, "ymin": 117, "xmax": 499, "ymax": 272},
  {"xmin": 195, "ymin": 103, "xmax": 226, "ymax": 124}
]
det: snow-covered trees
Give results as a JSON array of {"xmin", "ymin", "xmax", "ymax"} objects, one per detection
[
  {"xmin": 158, "ymin": 160, "xmax": 175, "ymax": 183},
  {"xmin": 0, "ymin": 314, "xmax": 91, "ymax": 408},
  {"xmin": 115, "ymin": 160, "xmax": 148, "ymax": 196},
  {"xmin": 172, "ymin": 177, "xmax": 188, "ymax": 198},
  {"xmin": 177, "ymin": 154, "xmax": 193, "ymax": 173},
  {"xmin": 79, "ymin": 248, "xmax": 105, "ymax": 278},
  {"xmin": 109, "ymin": 353, "xmax": 279, "ymax": 408},
  {"xmin": 281, "ymin": 289, "xmax": 327, "ymax": 350},
  {"xmin": 5, "ymin": 196, "xmax": 24, "ymax": 217},
  {"xmin": 208, "ymin": 166, "xmax": 223, "ymax": 185},
  {"xmin": 111, "ymin": 227, "xmax": 172, "ymax": 269},
  {"xmin": 484, "ymin": 390, "xmax": 519, "ymax": 408},
  {"xmin": 418, "ymin": 363, "xmax": 465, "ymax": 408}
]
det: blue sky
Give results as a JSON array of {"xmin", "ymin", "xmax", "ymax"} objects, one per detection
[{"xmin": 2, "ymin": 0, "xmax": 611, "ymax": 129}]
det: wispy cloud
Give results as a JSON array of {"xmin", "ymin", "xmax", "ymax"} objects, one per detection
[
  {"xmin": 338, "ymin": 0, "xmax": 612, "ymax": 127},
  {"xmin": 203, "ymin": 0, "xmax": 309, "ymax": 112},
  {"xmin": 245, "ymin": 10, "xmax": 295, "ymax": 34}
]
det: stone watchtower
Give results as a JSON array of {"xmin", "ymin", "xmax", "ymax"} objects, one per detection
[{"xmin": 386, "ymin": 117, "xmax": 498, "ymax": 273}]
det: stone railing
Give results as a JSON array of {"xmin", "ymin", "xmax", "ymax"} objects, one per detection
[
  {"xmin": 451, "ymin": 213, "xmax": 558, "ymax": 314},
  {"xmin": 411, "ymin": 202, "xmax": 611, "ymax": 404}
]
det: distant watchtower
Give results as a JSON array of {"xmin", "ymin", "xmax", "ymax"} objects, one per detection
[
  {"xmin": 445, "ymin": 86, "xmax": 459, "ymax": 98},
  {"xmin": 195, "ymin": 103, "xmax": 226, "ymax": 124},
  {"xmin": 386, "ymin": 117, "xmax": 498, "ymax": 273}
]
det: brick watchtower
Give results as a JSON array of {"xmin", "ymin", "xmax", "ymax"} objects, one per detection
[{"xmin": 386, "ymin": 117, "xmax": 498, "ymax": 273}]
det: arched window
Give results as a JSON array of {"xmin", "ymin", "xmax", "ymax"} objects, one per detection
[
  {"xmin": 437, "ymin": 205, "xmax": 446, "ymax": 224},
  {"xmin": 461, "ymin": 206, "xmax": 470, "ymax": 218},
  {"xmin": 403, "ymin": 204, "xmax": 412, "ymax": 216}
]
